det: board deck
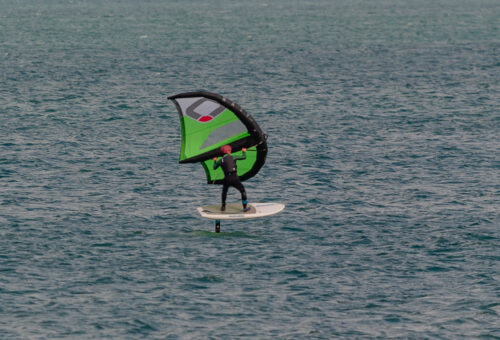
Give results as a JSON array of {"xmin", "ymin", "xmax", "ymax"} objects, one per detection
[{"xmin": 197, "ymin": 202, "xmax": 285, "ymax": 220}]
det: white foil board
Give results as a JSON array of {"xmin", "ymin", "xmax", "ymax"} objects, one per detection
[{"xmin": 197, "ymin": 202, "xmax": 285, "ymax": 220}]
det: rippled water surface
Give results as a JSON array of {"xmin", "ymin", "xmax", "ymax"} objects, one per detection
[{"xmin": 1, "ymin": 0, "xmax": 499, "ymax": 338}]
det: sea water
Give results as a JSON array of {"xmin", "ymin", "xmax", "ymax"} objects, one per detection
[{"xmin": 0, "ymin": 0, "xmax": 499, "ymax": 338}]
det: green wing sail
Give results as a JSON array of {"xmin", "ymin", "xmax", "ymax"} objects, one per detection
[{"xmin": 169, "ymin": 91, "xmax": 267, "ymax": 184}]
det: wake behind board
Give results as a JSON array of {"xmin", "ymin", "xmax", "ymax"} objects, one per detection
[{"xmin": 197, "ymin": 202, "xmax": 285, "ymax": 220}]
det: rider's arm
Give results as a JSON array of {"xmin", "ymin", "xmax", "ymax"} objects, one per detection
[
  {"xmin": 213, "ymin": 157, "xmax": 221, "ymax": 169},
  {"xmin": 232, "ymin": 148, "xmax": 247, "ymax": 161}
]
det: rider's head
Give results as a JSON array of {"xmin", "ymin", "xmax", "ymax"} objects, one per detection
[{"xmin": 220, "ymin": 145, "xmax": 232, "ymax": 155}]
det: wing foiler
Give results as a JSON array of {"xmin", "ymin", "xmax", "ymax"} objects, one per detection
[{"xmin": 168, "ymin": 91, "xmax": 267, "ymax": 184}]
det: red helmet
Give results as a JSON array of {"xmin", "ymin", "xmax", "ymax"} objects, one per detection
[{"xmin": 220, "ymin": 145, "xmax": 232, "ymax": 154}]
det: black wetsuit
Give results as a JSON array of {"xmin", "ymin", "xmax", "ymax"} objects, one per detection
[{"xmin": 213, "ymin": 152, "xmax": 247, "ymax": 206}]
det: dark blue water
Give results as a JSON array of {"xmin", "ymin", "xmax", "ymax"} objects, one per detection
[{"xmin": 1, "ymin": 1, "xmax": 499, "ymax": 338}]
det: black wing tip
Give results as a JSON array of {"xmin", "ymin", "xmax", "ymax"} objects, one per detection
[{"xmin": 168, "ymin": 90, "xmax": 218, "ymax": 101}]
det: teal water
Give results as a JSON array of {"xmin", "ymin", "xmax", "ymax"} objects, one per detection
[{"xmin": 1, "ymin": 0, "xmax": 499, "ymax": 338}]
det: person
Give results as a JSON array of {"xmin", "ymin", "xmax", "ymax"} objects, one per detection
[{"xmin": 213, "ymin": 145, "xmax": 249, "ymax": 212}]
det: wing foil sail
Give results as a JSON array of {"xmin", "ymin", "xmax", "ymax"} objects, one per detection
[{"xmin": 169, "ymin": 91, "xmax": 267, "ymax": 184}]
